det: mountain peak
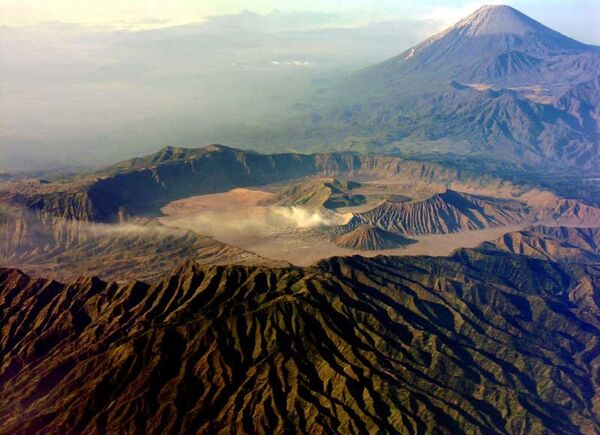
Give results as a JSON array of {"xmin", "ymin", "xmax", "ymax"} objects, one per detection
[
  {"xmin": 455, "ymin": 4, "xmax": 550, "ymax": 36},
  {"xmin": 401, "ymin": 3, "xmax": 585, "ymax": 66}
]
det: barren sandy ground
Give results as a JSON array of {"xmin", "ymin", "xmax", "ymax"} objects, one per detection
[
  {"xmin": 204, "ymin": 225, "xmax": 524, "ymax": 267},
  {"xmin": 158, "ymin": 187, "xmax": 527, "ymax": 266},
  {"xmin": 161, "ymin": 188, "xmax": 274, "ymax": 214}
]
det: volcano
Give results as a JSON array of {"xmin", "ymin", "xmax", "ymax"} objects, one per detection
[{"xmin": 301, "ymin": 5, "xmax": 600, "ymax": 171}]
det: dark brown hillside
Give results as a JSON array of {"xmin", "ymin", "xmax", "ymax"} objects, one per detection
[{"xmin": 0, "ymin": 249, "xmax": 598, "ymax": 433}]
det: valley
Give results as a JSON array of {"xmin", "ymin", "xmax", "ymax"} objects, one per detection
[
  {"xmin": 2, "ymin": 144, "xmax": 600, "ymax": 278},
  {"xmin": 1, "ymin": 4, "xmax": 599, "ymax": 433},
  {"xmin": 157, "ymin": 185, "xmax": 528, "ymax": 266}
]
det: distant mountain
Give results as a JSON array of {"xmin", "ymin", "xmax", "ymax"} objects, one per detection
[
  {"xmin": 1, "ymin": 249, "xmax": 598, "ymax": 433},
  {"xmin": 334, "ymin": 225, "xmax": 415, "ymax": 250},
  {"xmin": 346, "ymin": 189, "xmax": 531, "ymax": 235},
  {"xmin": 297, "ymin": 5, "xmax": 600, "ymax": 172}
]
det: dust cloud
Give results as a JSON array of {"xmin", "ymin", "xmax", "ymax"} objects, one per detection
[{"xmin": 159, "ymin": 205, "xmax": 352, "ymax": 242}]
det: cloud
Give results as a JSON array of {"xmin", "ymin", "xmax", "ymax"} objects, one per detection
[
  {"xmin": 113, "ymin": 17, "xmax": 175, "ymax": 30},
  {"xmin": 271, "ymin": 60, "xmax": 312, "ymax": 66},
  {"xmin": 420, "ymin": 1, "xmax": 504, "ymax": 30},
  {"xmin": 3, "ymin": 10, "xmax": 420, "ymax": 170},
  {"xmin": 272, "ymin": 206, "xmax": 348, "ymax": 227}
]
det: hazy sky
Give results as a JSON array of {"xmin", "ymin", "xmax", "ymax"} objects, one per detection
[
  {"xmin": 1, "ymin": 0, "xmax": 599, "ymax": 42},
  {"xmin": 1, "ymin": 0, "xmax": 599, "ymax": 172}
]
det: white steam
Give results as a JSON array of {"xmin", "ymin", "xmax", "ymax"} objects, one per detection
[
  {"xmin": 159, "ymin": 205, "xmax": 352, "ymax": 243},
  {"xmin": 272, "ymin": 206, "xmax": 349, "ymax": 228}
]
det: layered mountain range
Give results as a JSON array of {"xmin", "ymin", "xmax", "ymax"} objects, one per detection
[
  {"xmin": 1, "ymin": 6, "xmax": 599, "ymax": 434},
  {"xmin": 1, "ymin": 245, "xmax": 598, "ymax": 433},
  {"xmin": 288, "ymin": 5, "xmax": 600, "ymax": 171}
]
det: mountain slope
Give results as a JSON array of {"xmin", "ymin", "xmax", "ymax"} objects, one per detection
[
  {"xmin": 0, "ymin": 249, "xmax": 598, "ymax": 433},
  {"xmin": 347, "ymin": 189, "xmax": 531, "ymax": 235},
  {"xmin": 389, "ymin": 4, "xmax": 590, "ymax": 78},
  {"xmin": 298, "ymin": 5, "xmax": 600, "ymax": 171},
  {"xmin": 333, "ymin": 225, "xmax": 415, "ymax": 250},
  {"xmin": 481, "ymin": 225, "xmax": 600, "ymax": 263}
]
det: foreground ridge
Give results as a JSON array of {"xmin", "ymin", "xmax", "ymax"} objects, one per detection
[{"xmin": 0, "ymin": 248, "xmax": 598, "ymax": 434}]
